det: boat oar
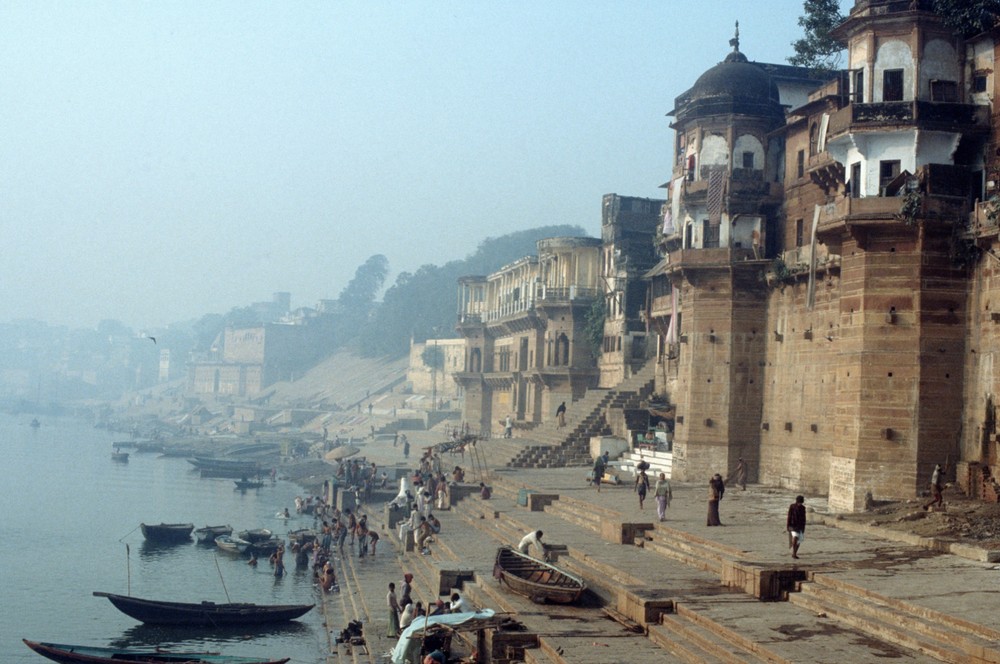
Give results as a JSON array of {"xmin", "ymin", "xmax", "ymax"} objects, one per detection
[{"xmin": 214, "ymin": 554, "xmax": 232, "ymax": 603}]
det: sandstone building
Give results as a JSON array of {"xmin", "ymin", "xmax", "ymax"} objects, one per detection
[
  {"xmin": 648, "ymin": 2, "xmax": 999, "ymax": 511},
  {"xmin": 456, "ymin": 3, "xmax": 1000, "ymax": 513},
  {"xmin": 455, "ymin": 237, "xmax": 601, "ymax": 437}
]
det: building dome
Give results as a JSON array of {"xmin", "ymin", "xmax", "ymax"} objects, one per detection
[{"xmin": 671, "ymin": 38, "xmax": 783, "ymax": 124}]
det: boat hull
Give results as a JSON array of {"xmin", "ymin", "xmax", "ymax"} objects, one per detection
[
  {"xmin": 23, "ymin": 639, "xmax": 290, "ymax": 664},
  {"xmin": 140, "ymin": 523, "xmax": 194, "ymax": 543},
  {"xmin": 215, "ymin": 535, "xmax": 252, "ymax": 553},
  {"xmin": 93, "ymin": 591, "xmax": 314, "ymax": 626},
  {"xmin": 195, "ymin": 525, "xmax": 233, "ymax": 543},
  {"xmin": 238, "ymin": 528, "xmax": 273, "ymax": 543},
  {"xmin": 493, "ymin": 546, "xmax": 586, "ymax": 604}
]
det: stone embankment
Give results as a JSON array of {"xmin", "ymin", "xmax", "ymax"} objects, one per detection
[{"xmin": 315, "ymin": 434, "xmax": 1000, "ymax": 664}]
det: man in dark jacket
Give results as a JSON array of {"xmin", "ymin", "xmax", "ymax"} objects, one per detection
[{"xmin": 787, "ymin": 495, "xmax": 806, "ymax": 559}]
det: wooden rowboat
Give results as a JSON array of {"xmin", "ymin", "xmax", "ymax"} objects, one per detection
[
  {"xmin": 195, "ymin": 524, "xmax": 233, "ymax": 543},
  {"xmin": 22, "ymin": 639, "xmax": 289, "ymax": 664},
  {"xmin": 92, "ymin": 591, "xmax": 313, "ymax": 626},
  {"xmin": 140, "ymin": 522, "xmax": 194, "ymax": 543},
  {"xmin": 215, "ymin": 534, "xmax": 252, "ymax": 553},
  {"xmin": 238, "ymin": 528, "xmax": 273, "ymax": 543},
  {"xmin": 492, "ymin": 546, "xmax": 586, "ymax": 604}
]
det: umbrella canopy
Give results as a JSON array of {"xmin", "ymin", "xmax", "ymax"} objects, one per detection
[{"xmin": 324, "ymin": 445, "xmax": 359, "ymax": 461}]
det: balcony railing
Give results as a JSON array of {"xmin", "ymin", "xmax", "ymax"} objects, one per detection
[
  {"xmin": 476, "ymin": 285, "xmax": 600, "ymax": 323},
  {"xmin": 827, "ymin": 101, "xmax": 989, "ymax": 137}
]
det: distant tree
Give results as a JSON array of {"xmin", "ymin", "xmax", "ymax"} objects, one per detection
[
  {"xmin": 932, "ymin": 0, "xmax": 1000, "ymax": 37},
  {"xmin": 331, "ymin": 254, "xmax": 389, "ymax": 351},
  {"xmin": 583, "ymin": 298, "xmax": 606, "ymax": 361},
  {"xmin": 191, "ymin": 313, "xmax": 225, "ymax": 351},
  {"xmin": 338, "ymin": 254, "xmax": 389, "ymax": 314},
  {"xmin": 788, "ymin": 0, "xmax": 846, "ymax": 70},
  {"xmin": 224, "ymin": 306, "xmax": 262, "ymax": 329},
  {"xmin": 421, "ymin": 343, "xmax": 445, "ymax": 371},
  {"xmin": 358, "ymin": 225, "xmax": 587, "ymax": 357},
  {"xmin": 97, "ymin": 319, "xmax": 131, "ymax": 338}
]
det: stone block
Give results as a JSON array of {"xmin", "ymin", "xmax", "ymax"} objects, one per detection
[
  {"xmin": 601, "ymin": 520, "xmax": 654, "ymax": 544},
  {"xmin": 486, "ymin": 630, "xmax": 538, "ymax": 664},
  {"xmin": 721, "ymin": 560, "xmax": 808, "ymax": 600},
  {"xmin": 526, "ymin": 493, "xmax": 558, "ymax": 511},
  {"xmin": 590, "ymin": 436, "xmax": 629, "ymax": 460},
  {"xmin": 615, "ymin": 589, "xmax": 672, "ymax": 626}
]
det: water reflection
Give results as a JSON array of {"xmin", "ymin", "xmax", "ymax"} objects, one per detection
[
  {"xmin": 139, "ymin": 539, "xmax": 194, "ymax": 559},
  {"xmin": 109, "ymin": 620, "xmax": 313, "ymax": 649}
]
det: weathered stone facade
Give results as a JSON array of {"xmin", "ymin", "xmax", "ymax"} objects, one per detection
[
  {"xmin": 455, "ymin": 237, "xmax": 601, "ymax": 437},
  {"xmin": 645, "ymin": 4, "xmax": 1000, "ymax": 511},
  {"xmin": 188, "ymin": 320, "xmax": 333, "ymax": 397},
  {"xmin": 407, "ymin": 337, "xmax": 465, "ymax": 399},
  {"xmin": 598, "ymin": 194, "xmax": 665, "ymax": 387}
]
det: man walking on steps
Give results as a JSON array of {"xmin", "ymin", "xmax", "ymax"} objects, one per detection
[{"xmin": 787, "ymin": 495, "xmax": 806, "ymax": 559}]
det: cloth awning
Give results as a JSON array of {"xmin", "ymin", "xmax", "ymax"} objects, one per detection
[
  {"xmin": 642, "ymin": 257, "xmax": 672, "ymax": 279},
  {"xmin": 391, "ymin": 610, "xmax": 500, "ymax": 664}
]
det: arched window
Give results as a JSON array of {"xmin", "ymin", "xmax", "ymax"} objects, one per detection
[{"xmin": 557, "ymin": 333, "xmax": 570, "ymax": 366}]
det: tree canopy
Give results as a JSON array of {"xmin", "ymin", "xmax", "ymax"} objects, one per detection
[
  {"xmin": 932, "ymin": 0, "xmax": 1000, "ymax": 38},
  {"xmin": 788, "ymin": 0, "xmax": 845, "ymax": 69},
  {"xmin": 357, "ymin": 224, "xmax": 586, "ymax": 357}
]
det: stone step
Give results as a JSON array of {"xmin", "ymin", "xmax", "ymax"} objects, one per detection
[
  {"xmin": 809, "ymin": 573, "xmax": 1000, "ymax": 644},
  {"xmin": 446, "ymin": 470, "xmax": 945, "ymax": 664},
  {"xmin": 789, "ymin": 580, "xmax": 1000, "ymax": 663},
  {"xmin": 670, "ymin": 598, "xmax": 941, "ymax": 664},
  {"xmin": 649, "ymin": 617, "xmax": 752, "ymax": 664}
]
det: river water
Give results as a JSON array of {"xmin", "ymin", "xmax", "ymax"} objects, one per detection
[{"xmin": 2, "ymin": 413, "xmax": 329, "ymax": 664}]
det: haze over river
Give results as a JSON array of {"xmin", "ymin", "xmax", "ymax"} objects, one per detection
[{"xmin": 2, "ymin": 413, "xmax": 329, "ymax": 664}]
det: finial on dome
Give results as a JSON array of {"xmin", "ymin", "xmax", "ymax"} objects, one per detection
[{"xmin": 729, "ymin": 21, "xmax": 740, "ymax": 53}]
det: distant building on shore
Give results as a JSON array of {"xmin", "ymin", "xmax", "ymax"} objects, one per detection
[{"xmin": 407, "ymin": 337, "xmax": 464, "ymax": 401}]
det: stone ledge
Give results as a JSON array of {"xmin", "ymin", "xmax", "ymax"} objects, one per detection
[{"xmin": 815, "ymin": 513, "xmax": 1000, "ymax": 562}]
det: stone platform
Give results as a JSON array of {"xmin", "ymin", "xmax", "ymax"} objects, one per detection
[{"xmin": 316, "ymin": 433, "xmax": 1000, "ymax": 664}]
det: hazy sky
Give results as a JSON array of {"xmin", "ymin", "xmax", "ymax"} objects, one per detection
[{"xmin": 0, "ymin": 1, "xmax": 848, "ymax": 330}]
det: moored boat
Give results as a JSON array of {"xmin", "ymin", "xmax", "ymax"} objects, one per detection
[
  {"xmin": 194, "ymin": 524, "xmax": 233, "ymax": 543},
  {"xmin": 249, "ymin": 537, "xmax": 283, "ymax": 555},
  {"xmin": 140, "ymin": 522, "xmax": 194, "ymax": 543},
  {"xmin": 111, "ymin": 450, "xmax": 129, "ymax": 462},
  {"xmin": 493, "ymin": 546, "xmax": 586, "ymax": 604},
  {"xmin": 215, "ymin": 534, "xmax": 252, "ymax": 553},
  {"xmin": 234, "ymin": 478, "xmax": 265, "ymax": 490},
  {"xmin": 23, "ymin": 639, "xmax": 290, "ymax": 664},
  {"xmin": 287, "ymin": 528, "xmax": 317, "ymax": 545},
  {"xmin": 133, "ymin": 441, "xmax": 165, "ymax": 453},
  {"xmin": 92, "ymin": 591, "xmax": 314, "ymax": 626},
  {"xmin": 190, "ymin": 457, "xmax": 262, "ymax": 478},
  {"xmin": 238, "ymin": 528, "xmax": 273, "ymax": 543}
]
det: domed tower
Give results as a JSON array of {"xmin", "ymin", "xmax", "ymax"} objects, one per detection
[
  {"xmin": 666, "ymin": 23, "xmax": 786, "ymax": 253},
  {"xmin": 653, "ymin": 26, "xmax": 790, "ymax": 483}
]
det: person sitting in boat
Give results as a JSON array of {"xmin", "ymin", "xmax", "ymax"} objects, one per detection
[{"xmin": 518, "ymin": 530, "xmax": 544, "ymax": 556}]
